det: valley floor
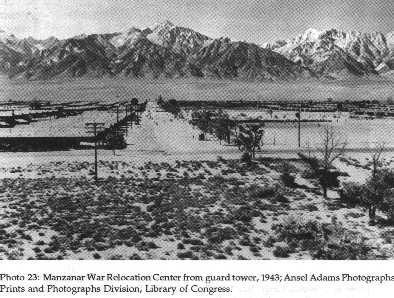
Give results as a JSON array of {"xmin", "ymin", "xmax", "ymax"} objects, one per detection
[
  {"xmin": 1, "ymin": 77, "xmax": 393, "ymax": 104},
  {"xmin": 1, "ymin": 99, "xmax": 394, "ymax": 260}
]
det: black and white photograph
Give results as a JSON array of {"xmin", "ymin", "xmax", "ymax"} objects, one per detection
[{"xmin": 0, "ymin": 0, "xmax": 393, "ymax": 261}]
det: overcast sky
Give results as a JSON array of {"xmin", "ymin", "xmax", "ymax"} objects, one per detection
[{"xmin": 0, "ymin": 0, "xmax": 393, "ymax": 43}]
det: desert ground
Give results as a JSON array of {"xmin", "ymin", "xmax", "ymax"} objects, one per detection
[{"xmin": 1, "ymin": 98, "xmax": 394, "ymax": 260}]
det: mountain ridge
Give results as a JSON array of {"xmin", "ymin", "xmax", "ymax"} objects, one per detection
[
  {"xmin": 264, "ymin": 28, "xmax": 394, "ymax": 77},
  {"xmin": 1, "ymin": 22, "xmax": 392, "ymax": 81}
]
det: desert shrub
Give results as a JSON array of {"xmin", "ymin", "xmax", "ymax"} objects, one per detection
[
  {"xmin": 280, "ymin": 172, "xmax": 295, "ymax": 187},
  {"xmin": 344, "ymin": 212, "xmax": 364, "ymax": 219},
  {"xmin": 376, "ymin": 169, "xmax": 394, "ymax": 188},
  {"xmin": 33, "ymin": 247, "xmax": 41, "ymax": 253},
  {"xmin": 129, "ymin": 253, "xmax": 142, "ymax": 260},
  {"xmin": 232, "ymin": 206, "xmax": 259, "ymax": 222},
  {"xmin": 109, "ymin": 254, "xmax": 124, "ymax": 260},
  {"xmin": 145, "ymin": 241, "xmax": 159, "ymax": 249},
  {"xmin": 273, "ymin": 242, "xmax": 290, "ymax": 258},
  {"xmin": 380, "ymin": 230, "xmax": 394, "ymax": 244},
  {"xmin": 177, "ymin": 251, "xmax": 194, "ymax": 259},
  {"xmin": 299, "ymin": 151, "xmax": 342, "ymax": 198},
  {"xmin": 280, "ymin": 163, "xmax": 296, "ymax": 187},
  {"xmin": 302, "ymin": 168, "xmax": 317, "ymax": 179},
  {"xmin": 340, "ymin": 182, "xmax": 364, "ymax": 207},
  {"xmin": 355, "ymin": 169, "xmax": 394, "ymax": 224},
  {"xmin": 240, "ymin": 152, "xmax": 252, "ymax": 164},
  {"xmin": 206, "ymin": 226, "xmax": 237, "ymax": 243},
  {"xmin": 383, "ymin": 195, "xmax": 394, "ymax": 223},
  {"xmin": 272, "ymin": 217, "xmax": 322, "ymax": 251},
  {"xmin": 313, "ymin": 228, "xmax": 371, "ymax": 260},
  {"xmin": 272, "ymin": 217, "xmax": 372, "ymax": 259},
  {"xmin": 183, "ymin": 238, "xmax": 204, "ymax": 246},
  {"xmin": 313, "ymin": 240, "xmax": 370, "ymax": 260},
  {"xmin": 263, "ymin": 236, "xmax": 276, "ymax": 248},
  {"xmin": 248, "ymin": 184, "xmax": 277, "ymax": 199},
  {"xmin": 116, "ymin": 228, "xmax": 137, "ymax": 240},
  {"xmin": 93, "ymin": 253, "xmax": 101, "ymax": 259},
  {"xmin": 318, "ymin": 170, "xmax": 342, "ymax": 188},
  {"xmin": 274, "ymin": 193, "xmax": 290, "ymax": 204},
  {"xmin": 301, "ymin": 203, "xmax": 319, "ymax": 212},
  {"xmin": 224, "ymin": 246, "xmax": 233, "ymax": 256},
  {"xmin": 298, "ymin": 153, "xmax": 320, "ymax": 174}
]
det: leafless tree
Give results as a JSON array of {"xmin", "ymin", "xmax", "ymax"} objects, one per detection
[
  {"xmin": 341, "ymin": 143, "xmax": 393, "ymax": 225},
  {"xmin": 364, "ymin": 143, "xmax": 386, "ymax": 224},
  {"xmin": 237, "ymin": 124, "xmax": 265, "ymax": 159},
  {"xmin": 370, "ymin": 143, "xmax": 385, "ymax": 179},
  {"xmin": 316, "ymin": 126, "xmax": 346, "ymax": 198}
]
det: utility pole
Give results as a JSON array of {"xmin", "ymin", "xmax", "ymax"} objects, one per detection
[
  {"xmin": 94, "ymin": 124, "xmax": 98, "ymax": 181},
  {"xmin": 125, "ymin": 104, "xmax": 129, "ymax": 136},
  {"xmin": 296, "ymin": 105, "xmax": 301, "ymax": 148},
  {"xmin": 85, "ymin": 122, "xmax": 105, "ymax": 182},
  {"xmin": 116, "ymin": 105, "xmax": 120, "ymax": 125}
]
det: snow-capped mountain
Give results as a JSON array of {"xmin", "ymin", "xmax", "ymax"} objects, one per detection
[
  {"xmin": 190, "ymin": 37, "xmax": 311, "ymax": 80},
  {"xmin": 0, "ymin": 29, "xmax": 59, "ymax": 55},
  {"xmin": 0, "ymin": 28, "xmax": 61, "ymax": 73},
  {"xmin": 113, "ymin": 37, "xmax": 187, "ymax": 78},
  {"xmin": 145, "ymin": 20, "xmax": 211, "ymax": 56},
  {"xmin": 265, "ymin": 28, "xmax": 394, "ymax": 77},
  {"xmin": 0, "ymin": 29, "xmax": 25, "ymax": 72},
  {"xmin": 6, "ymin": 21, "xmax": 307, "ymax": 80},
  {"xmin": 387, "ymin": 31, "xmax": 394, "ymax": 48},
  {"xmin": 109, "ymin": 27, "xmax": 145, "ymax": 49},
  {"xmin": 23, "ymin": 36, "xmax": 60, "ymax": 52},
  {"xmin": 1, "ymin": 23, "xmax": 393, "ymax": 80},
  {"xmin": 0, "ymin": 29, "xmax": 18, "ymax": 44},
  {"xmin": 112, "ymin": 22, "xmax": 307, "ymax": 79},
  {"xmin": 16, "ymin": 34, "xmax": 116, "ymax": 79},
  {"xmin": 108, "ymin": 20, "xmax": 211, "ymax": 58}
]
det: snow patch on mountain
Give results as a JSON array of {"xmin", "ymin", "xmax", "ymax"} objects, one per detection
[
  {"xmin": 264, "ymin": 28, "xmax": 393, "ymax": 76},
  {"xmin": 110, "ymin": 27, "xmax": 144, "ymax": 48},
  {"xmin": 387, "ymin": 31, "xmax": 394, "ymax": 48}
]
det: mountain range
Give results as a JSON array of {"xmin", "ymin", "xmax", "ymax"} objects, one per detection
[
  {"xmin": 263, "ymin": 28, "xmax": 394, "ymax": 78},
  {"xmin": 0, "ymin": 21, "xmax": 393, "ymax": 81}
]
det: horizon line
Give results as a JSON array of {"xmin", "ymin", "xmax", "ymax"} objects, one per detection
[{"xmin": 1, "ymin": 20, "xmax": 393, "ymax": 44}]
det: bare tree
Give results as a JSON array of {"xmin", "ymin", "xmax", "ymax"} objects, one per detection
[
  {"xmin": 237, "ymin": 123, "xmax": 265, "ymax": 159},
  {"xmin": 340, "ymin": 143, "xmax": 394, "ymax": 225},
  {"xmin": 370, "ymin": 143, "xmax": 385, "ymax": 179},
  {"xmin": 212, "ymin": 111, "xmax": 235, "ymax": 144},
  {"xmin": 341, "ymin": 144, "xmax": 394, "ymax": 225},
  {"xmin": 363, "ymin": 143, "xmax": 386, "ymax": 224},
  {"xmin": 316, "ymin": 126, "xmax": 346, "ymax": 199}
]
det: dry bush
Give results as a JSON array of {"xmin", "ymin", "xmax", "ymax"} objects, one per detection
[
  {"xmin": 272, "ymin": 217, "xmax": 372, "ymax": 259},
  {"xmin": 279, "ymin": 162, "xmax": 296, "ymax": 187},
  {"xmin": 340, "ymin": 182, "xmax": 364, "ymax": 207},
  {"xmin": 273, "ymin": 242, "xmax": 290, "ymax": 258}
]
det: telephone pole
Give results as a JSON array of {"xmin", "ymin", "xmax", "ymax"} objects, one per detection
[
  {"xmin": 116, "ymin": 105, "xmax": 120, "ymax": 124},
  {"xmin": 296, "ymin": 105, "xmax": 301, "ymax": 148},
  {"xmin": 85, "ymin": 122, "xmax": 105, "ymax": 181}
]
